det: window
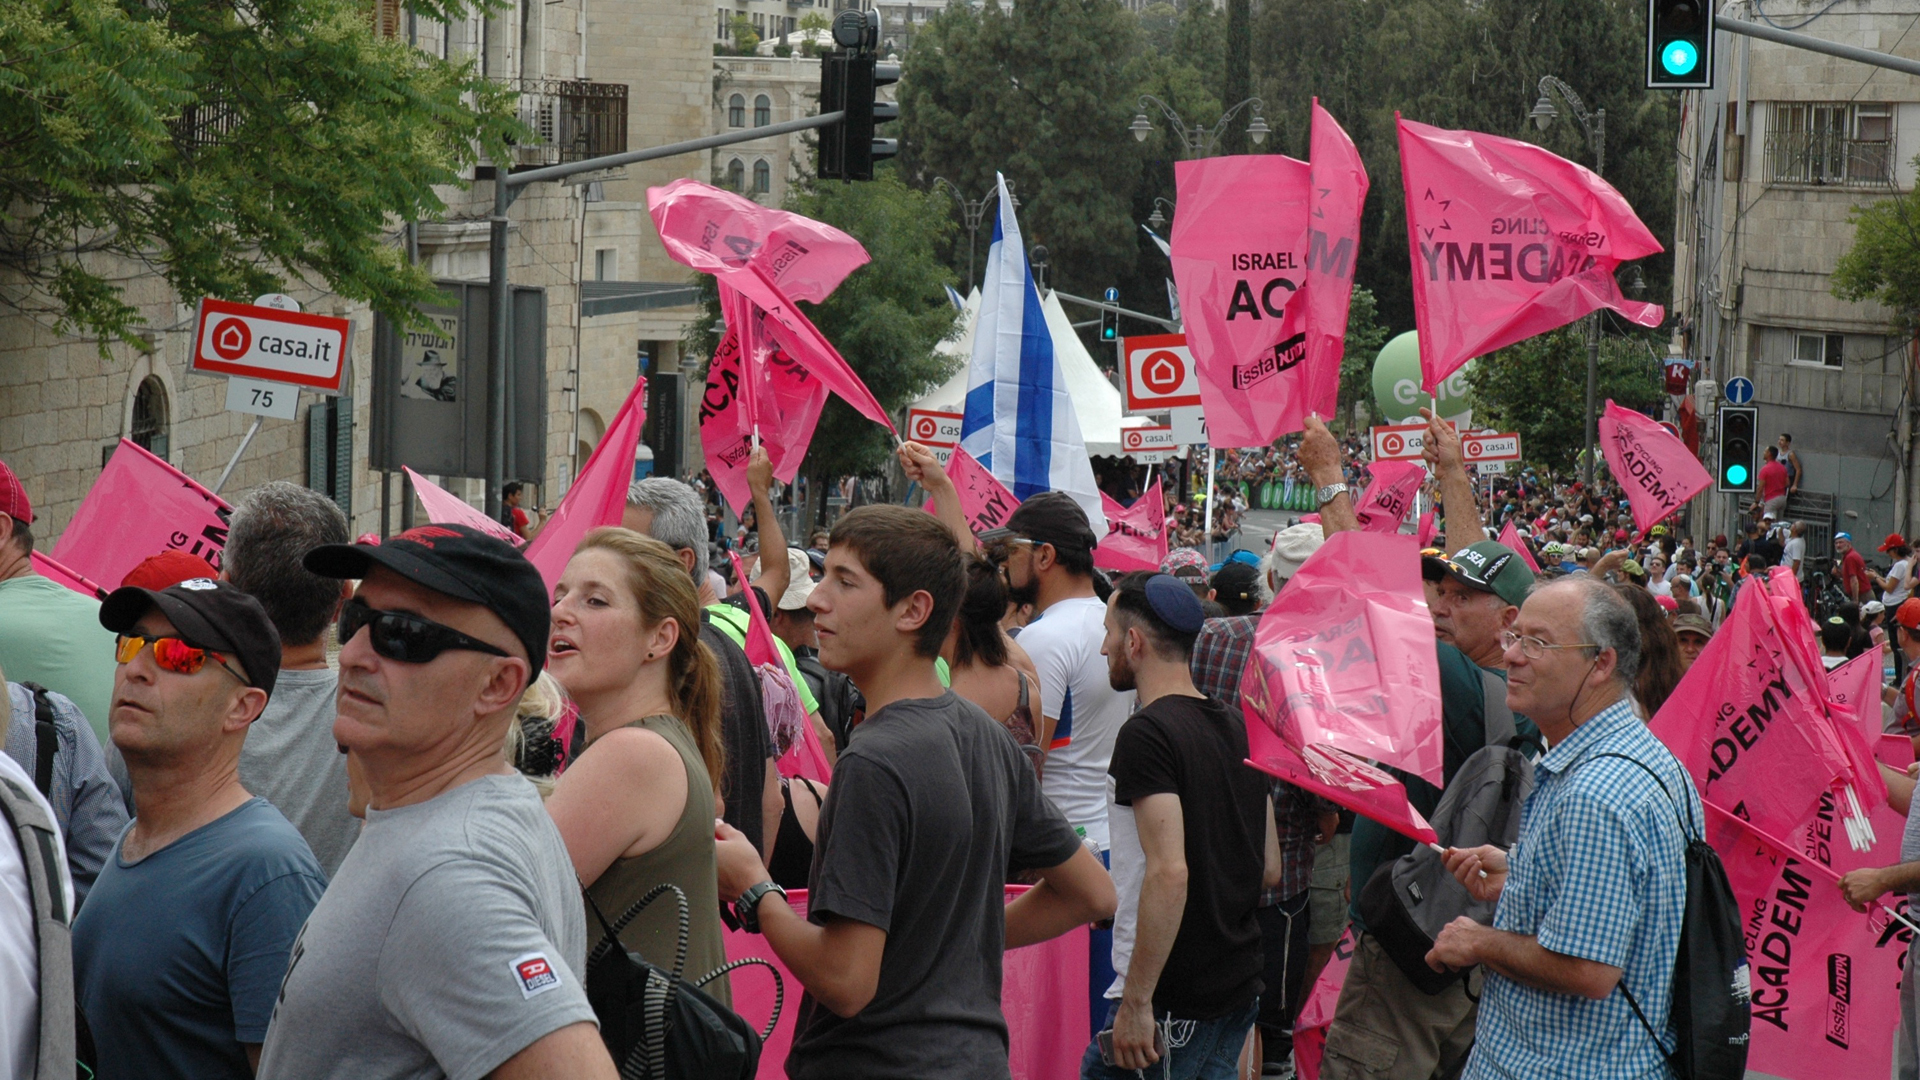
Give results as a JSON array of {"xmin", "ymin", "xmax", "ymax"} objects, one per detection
[
  {"xmin": 130, "ymin": 376, "xmax": 169, "ymax": 460},
  {"xmin": 717, "ymin": 7, "xmax": 729, "ymax": 37},
  {"xmin": 754, "ymin": 94, "xmax": 771, "ymax": 127},
  {"xmin": 728, "ymin": 94, "xmax": 745, "ymax": 128},
  {"xmin": 595, "ymin": 248, "xmax": 616, "ymax": 281},
  {"xmin": 308, "ymin": 397, "xmax": 354, "ymax": 519},
  {"xmin": 1766, "ymin": 102, "xmax": 1896, "ymax": 187},
  {"xmin": 753, "ymin": 159, "xmax": 771, "ymax": 194},
  {"xmin": 371, "ymin": 0, "xmax": 402, "ymax": 38},
  {"xmin": 726, "ymin": 158, "xmax": 746, "ymax": 191},
  {"xmin": 1792, "ymin": 332, "xmax": 1846, "ymax": 369}
]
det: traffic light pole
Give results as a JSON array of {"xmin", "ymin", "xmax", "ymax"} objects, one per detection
[
  {"xmin": 481, "ymin": 110, "xmax": 844, "ymax": 517},
  {"xmin": 1715, "ymin": 15, "xmax": 1920, "ymax": 79}
]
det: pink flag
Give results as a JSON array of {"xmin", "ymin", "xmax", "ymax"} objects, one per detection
[
  {"xmin": 924, "ymin": 447, "xmax": 1018, "ymax": 537},
  {"xmin": 1292, "ymin": 928, "xmax": 1358, "ymax": 1080},
  {"xmin": 1415, "ymin": 508, "xmax": 1437, "ymax": 548},
  {"xmin": 1648, "ymin": 571, "xmax": 1857, "ymax": 845},
  {"xmin": 523, "ymin": 378, "xmax": 647, "ymax": 590},
  {"xmin": 1353, "ymin": 460, "xmax": 1423, "ymax": 533},
  {"xmin": 1598, "ymin": 400, "xmax": 1710, "ymax": 534},
  {"xmin": 1095, "ymin": 481, "xmax": 1168, "ymax": 572},
  {"xmin": 726, "ymin": 551, "xmax": 780, "ymax": 669},
  {"xmin": 1499, "ymin": 520, "xmax": 1541, "ymax": 573},
  {"xmin": 648, "ymin": 180, "xmax": 894, "ymax": 433},
  {"xmin": 1827, "ymin": 645, "xmax": 1884, "ymax": 737},
  {"xmin": 1397, "ymin": 116, "xmax": 1665, "ymax": 392},
  {"xmin": 404, "ymin": 468, "xmax": 521, "ymax": 545},
  {"xmin": 700, "ymin": 286, "xmax": 829, "ymax": 516},
  {"xmin": 1303, "ymin": 101, "xmax": 1369, "ymax": 420},
  {"xmin": 1242, "ymin": 530, "xmax": 1445, "ymax": 842},
  {"xmin": 1170, "ymin": 154, "xmax": 1319, "ymax": 448},
  {"xmin": 729, "ymin": 550, "xmax": 832, "ymax": 783},
  {"xmin": 30, "ymin": 551, "xmax": 107, "ymax": 600},
  {"xmin": 52, "ymin": 439, "xmax": 232, "ymax": 588}
]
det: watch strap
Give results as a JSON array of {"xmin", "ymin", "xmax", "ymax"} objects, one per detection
[
  {"xmin": 1316, "ymin": 482, "xmax": 1349, "ymax": 507},
  {"xmin": 734, "ymin": 880, "xmax": 788, "ymax": 933}
]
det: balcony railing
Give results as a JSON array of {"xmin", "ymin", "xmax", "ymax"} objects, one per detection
[
  {"xmin": 505, "ymin": 79, "xmax": 628, "ymax": 168},
  {"xmin": 1764, "ymin": 130, "xmax": 1896, "ymax": 188}
]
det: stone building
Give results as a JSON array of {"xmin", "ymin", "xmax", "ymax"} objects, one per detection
[
  {"xmin": 713, "ymin": 54, "xmax": 824, "ymax": 207},
  {"xmin": 0, "ymin": 0, "xmax": 711, "ymax": 548},
  {"xmin": 1673, "ymin": 0, "xmax": 1920, "ymax": 552}
]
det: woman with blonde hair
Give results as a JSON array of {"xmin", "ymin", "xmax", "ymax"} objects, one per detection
[{"xmin": 544, "ymin": 527, "xmax": 732, "ymax": 1003}]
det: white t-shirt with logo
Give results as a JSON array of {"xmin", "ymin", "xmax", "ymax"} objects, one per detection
[
  {"xmin": 1020, "ymin": 595, "xmax": 1135, "ymax": 851},
  {"xmin": 0, "ymin": 753, "xmax": 70, "ymax": 1080}
]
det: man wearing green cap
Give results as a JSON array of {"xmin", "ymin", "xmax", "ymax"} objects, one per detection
[{"xmin": 1321, "ymin": 539, "xmax": 1541, "ymax": 1080}]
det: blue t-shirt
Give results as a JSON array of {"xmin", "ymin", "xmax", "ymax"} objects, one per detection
[{"xmin": 73, "ymin": 797, "xmax": 326, "ymax": 1080}]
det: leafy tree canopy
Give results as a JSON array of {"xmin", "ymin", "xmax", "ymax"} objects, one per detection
[
  {"xmin": 1832, "ymin": 165, "xmax": 1920, "ymax": 329},
  {"xmin": 1465, "ymin": 324, "xmax": 1665, "ymax": 472}
]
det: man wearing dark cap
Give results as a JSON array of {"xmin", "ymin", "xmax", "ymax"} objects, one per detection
[
  {"xmin": 1209, "ymin": 560, "xmax": 1262, "ymax": 617},
  {"xmin": 0, "ymin": 458, "xmax": 120, "ymax": 745},
  {"xmin": 72, "ymin": 577, "xmax": 325, "ymax": 1079},
  {"xmin": 257, "ymin": 525, "xmax": 616, "ymax": 1079},
  {"xmin": 1088, "ymin": 572, "xmax": 1275, "ymax": 1077}
]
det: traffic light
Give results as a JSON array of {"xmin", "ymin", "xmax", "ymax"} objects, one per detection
[
  {"xmin": 1101, "ymin": 287, "xmax": 1119, "ymax": 343},
  {"xmin": 1716, "ymin": 405, "xmax": 1756, "ymax": 494},
  {"xmin": 816, "ymin": 12, "xmax": 899, "ymax": 181},
  {"xmin": 1646, "ymin": 0, "xmax": 1713, "ymax": 89}
]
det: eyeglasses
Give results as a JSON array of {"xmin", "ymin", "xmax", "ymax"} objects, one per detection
[
  {"xmin": 115, "ymin": 634, "xmax": 245, "ymax": 684},
  {"xmin": 1500, "ymin": 630, "xmax": 1599, "ymax": 660},
  {"xmin": 339, "ymin": 599, "xmax": 511, "ymax": 664}
]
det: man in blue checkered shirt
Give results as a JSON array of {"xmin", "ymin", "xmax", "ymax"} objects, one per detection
[{"xmin": 1430, "ymin": 576, "xmax": 1694, "ymax": 1080}]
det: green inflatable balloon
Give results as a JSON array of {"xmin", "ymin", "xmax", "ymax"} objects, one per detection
[{"xmin": 1371, "ymin": 331, "xmax": 1475, "ymax": 423}]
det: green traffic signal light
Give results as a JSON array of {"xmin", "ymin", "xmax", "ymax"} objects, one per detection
[
  {"xmin": 1724, "ymin": 463, "xmax": 1749, "ymax": 486},
  {"xmin": 1660, "ymin": 39, "xmax": 1699, "ymax": 76}
]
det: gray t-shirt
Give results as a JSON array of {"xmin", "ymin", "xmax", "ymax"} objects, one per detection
[
  {"xmin": 238, "ymin": 667, "xmax": 358, "ymax": 876},
  {"xmin": 256, "ymin": 773, "xmax": 596, "ymax": 1080}
]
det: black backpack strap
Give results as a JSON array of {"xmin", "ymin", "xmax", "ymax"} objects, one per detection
[
  {"xmin": 1586, "ymin": 751, "xmax": 1698, "ymax": 841},
  {"xmin": 17, "ymin": 683, "xmax": 56, "ymax": 798},
  {"xmin": 1478, "ymin": 667, "xmax": 1517, "ymax": 748}
]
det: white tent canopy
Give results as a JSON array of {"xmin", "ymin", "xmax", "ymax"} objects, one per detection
[{"xmin": 909, "ymin": 287, "xmax": 1149, "ymax": 458}]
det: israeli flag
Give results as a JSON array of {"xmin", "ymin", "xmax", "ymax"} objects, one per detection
[{"xmin": 960, "ymin": 173, "xmax": 1107, "ymax": 535}]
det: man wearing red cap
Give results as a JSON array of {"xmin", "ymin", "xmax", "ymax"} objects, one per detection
[{"xmin": 0, "ymin": 459, "xmax": 120, "ymax": 745}]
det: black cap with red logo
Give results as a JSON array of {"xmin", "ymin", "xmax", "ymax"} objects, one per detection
[{"xmin": 303, "ymin": 524, "xmax": 551, "ymax": 677}]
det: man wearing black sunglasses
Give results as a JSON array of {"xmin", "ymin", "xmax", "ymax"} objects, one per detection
[{"xmin": 256, "ymin": 525, "xmax": 616, "ymax": 1080}]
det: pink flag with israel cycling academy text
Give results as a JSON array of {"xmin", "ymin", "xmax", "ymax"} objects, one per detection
[
  {"xmin": 52, "ymin": 439, "xmax": 232, "ymax": 589},
  {"xmin": 1397, "ymin": 117, "xmax": 1664, "ymax": 393},
  {"xmin": 1095, "ymin": 481, "xmax": 1168, "ymax": 572},
  {"xmin": 1598, "ymin": 400, "xmax": 1710, "ymax": 534},
  {"xmin": 1353, "ymin": 460, "xmax": 1423, "ymax": 533},
  {"xmin": 925, "ymin": 447, "xmax": 1019, "ymax": 538},
  {"xmin": 700, "ymin": 285, "xmax": 829, "ymax": 516}
]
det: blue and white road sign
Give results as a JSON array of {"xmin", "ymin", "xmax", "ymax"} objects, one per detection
[{"xmin": 1725, "ymin": 376, "xmax": 1753, "ymax": 405}]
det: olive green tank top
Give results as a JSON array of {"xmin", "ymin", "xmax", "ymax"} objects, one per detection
[{"xmin": 582, "ymin": 713, "xmax": 731, "ymax": 1007}]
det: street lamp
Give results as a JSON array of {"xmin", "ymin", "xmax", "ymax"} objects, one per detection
[
  {"xmin": 1128, "ymin": 94, "xmax": 1269, "ymax": 159},
  {"xmin": 932, "ymin": 176, "xmax": 1016, "ymax": 290},
  {"xmin": 1146, "ymin": 197, "xmax": 1175, "ymax": 230},
  {"xmin": 1532, "ymin": 74, "xmax": 1606, "ymax": 487}
]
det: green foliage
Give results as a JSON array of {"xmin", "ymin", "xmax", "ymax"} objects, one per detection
[
  {"xmin": 684, "ymin": 175, "xmax": 961, "ymax": 490},
  {"xmin": 729, "ymin": 15, "xmax": 759, "ymax": 56},
  {"xmin": 1832, "ymin": 165, "xmax": 1920, "ymax": 327},
  {"xmin": 1465, "ymin": 324, "xmax": 1665, "ymax": 471},
  {"xmin": 0, "ymin": 0, "xmax": 518, "ymax": 346},
  {"xmin": 1337, "ymin": 286, "xmax": 1391, "ymax": 429}
]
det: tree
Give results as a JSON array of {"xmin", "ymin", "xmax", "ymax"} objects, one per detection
[
  {"xmin": 684, "ymin": 176, "xmax": 961, "ymax": 521},
  {"xmin": 1832, "ymin": 169, "xmax": 1920, "ymax": 329},
  {"xmin": 1336, "ymin": 286, "xmax": 1391, "ymax": 431},
  {"xmin": 728, "ymin": 14, "xmax": 760, "ymax": 56},
  {"xmin": 1, "ymin": 0, "xmax": 518, "ymax": 345},
  {"xmin": 1465, "ymin": 325, "xmax": 1665, "ymax": 472}
]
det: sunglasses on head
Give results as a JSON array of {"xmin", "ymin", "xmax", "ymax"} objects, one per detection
[
  {"xmin": 339, "ymin": 598, "xmax": 511, "ymax": 665},
  {"xmin": 116, "ymin": 634, "xmax": 246, "ymax": 684}
]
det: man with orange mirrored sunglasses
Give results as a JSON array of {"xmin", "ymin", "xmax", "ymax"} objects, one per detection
[{"xmin": 71, "ymin": 577, "xmax": 324, "ymax": 1080}]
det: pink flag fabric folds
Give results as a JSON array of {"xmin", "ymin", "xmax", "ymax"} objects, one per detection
[
  {"xmin": 924, "ymin": 447, "xmax": 1018, "ymax": 538},
  {"xmin": 1396, "ymin": 116, "xmax": 1664, "ymax": 392},
  {"xmin": 53, "ymin": 439, "xmax": 232, "ymax": 588},
  {"xmin": 1303, "ymin": 101, "xmax": 1369, "ymax": 426},
  {"xmin": 1242, "ymin": 530, "xmax": 1444, "ymax": 843},
  {"xmin": 1095, "ymin": 481, "xmax": 1169, "ymax": 572},
  {"xmin": 523, "ymin": 378, "xmax": 647, "ymax": 590},
  {"xmin": 649, "ymin": 179, "xmax": 893, "ymax": 432},
  {"xmin": 1353, "ymin": 460, "xmax": 1423, "ymax": 533},
  {"xmin": 404, "ymin": 468, "xmax": 520, "ymax": 545},
  {"xmin": 1598, "ymin": 400, "xmax": 1710, "ymax": 534},
  {"xmin": 1499, "ymin": 520, "xmax": 1540, "ymax": 573},
  {"xmin": 700, "ymin": 286, "xmax": 830, "ymax": 516}
]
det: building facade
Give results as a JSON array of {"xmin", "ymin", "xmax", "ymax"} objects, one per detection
[
  {"xmin": 1672, "ymin": 0, "xmax": 1920, "ymax": 551},
  {"xmin": 713, "ymin": 54, "xmax": 823, "ymax": 207}
]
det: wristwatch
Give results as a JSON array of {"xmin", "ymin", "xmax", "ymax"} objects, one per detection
[
  {"xmin": 733, "ymin": 880, "xmax": 788, "ymax": 934},
  {"xmin": 1315, "ymin": 482, "xmax": 1349, "ymax": 507}
]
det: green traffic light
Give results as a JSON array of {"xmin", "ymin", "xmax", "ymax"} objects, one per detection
[
  {"xmin": 1661, "ymin": 39, "xmax": 1699, "ymax": 76},
  {"xmin": 1725, "ymin": 463, "xmax": 1749, "ymax": 486}
]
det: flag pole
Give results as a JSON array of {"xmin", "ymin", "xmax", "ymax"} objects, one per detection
[{"xmin": 1204, "ymin": 446, "xmax": 1217, "ymax": 546}]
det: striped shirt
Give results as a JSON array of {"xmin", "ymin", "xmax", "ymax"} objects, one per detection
[{"xmin": 1464, "ymin": 697, "xmax": 1693, "ymax": 1080}]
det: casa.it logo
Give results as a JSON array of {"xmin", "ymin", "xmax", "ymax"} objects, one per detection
[
  {"xmin": 914, "ymin": 416, "xmax": 938, "ymax": 440},
  {"xmin": 1124, "ymin": 430, "xmax": 1145, "ymax": 450},
  {"xmin": 211, "ymin": 318, "xmax": 252, "ymax": 361},
  {"xmin": 1139, "ymin": 350, "xmax": 1186, "ymax": 396}
]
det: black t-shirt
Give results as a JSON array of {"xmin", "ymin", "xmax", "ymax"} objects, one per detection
[
  {"xmin": 790, "ymin": 690, "xmax": 1080, "ymax": 1080},
  {"xmin": 1109, "ymin": 693, "xmax": 1269, "ymax": 1018},
  {"xmin": 701, "ymin": 615, "xmax": 771, "ymax": 854}
]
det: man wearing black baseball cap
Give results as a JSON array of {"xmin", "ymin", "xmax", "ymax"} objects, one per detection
[
  {"xmin": 74, "ymin": 578, "xmax": 326, "ymax": 1079},
  {"xmin": 256, "ymin": 525, "xmax": 616, "ymax": 1079}
]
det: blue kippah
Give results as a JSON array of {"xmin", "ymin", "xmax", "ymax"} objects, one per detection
[{"xmin": 1144, "ymin": 574, "xmax": 1205, "ymax": 634}]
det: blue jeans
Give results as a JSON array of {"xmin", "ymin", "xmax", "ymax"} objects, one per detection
[{"xmin": 1080, "ymin": 998, "xmax": 1260, "ymax": 1080}]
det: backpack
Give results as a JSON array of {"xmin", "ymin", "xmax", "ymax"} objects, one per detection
[
  {"xmin": 0, "ymin": 770, "xmax": 74, "ymax": 1079},
  {"xmin": 793, "ymin": 651, "xmax": 859, "ymax": 753},
  {"xmin": 17, "ymin": 682, "xmax": 58, "ymax": 796},
  {"xmin": 1357, "ymin": 667, "xmax": 1533, "ymax": 995},
  {"xmin": 1590, "ymin": 753, "xmax": 1751, "ymax": 1080},
  {"xmin": 583, "ymin": 882, "xmax": 780, "ymax": 1080}
]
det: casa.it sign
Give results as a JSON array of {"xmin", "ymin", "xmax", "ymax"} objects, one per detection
[
  {"xmin": 192, "ymin": 298, "xmax": 352, "ymax": 393},
  {"xmin": 1122, "ymin": 334, "xmax": 1202, "ymax": 412}
]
